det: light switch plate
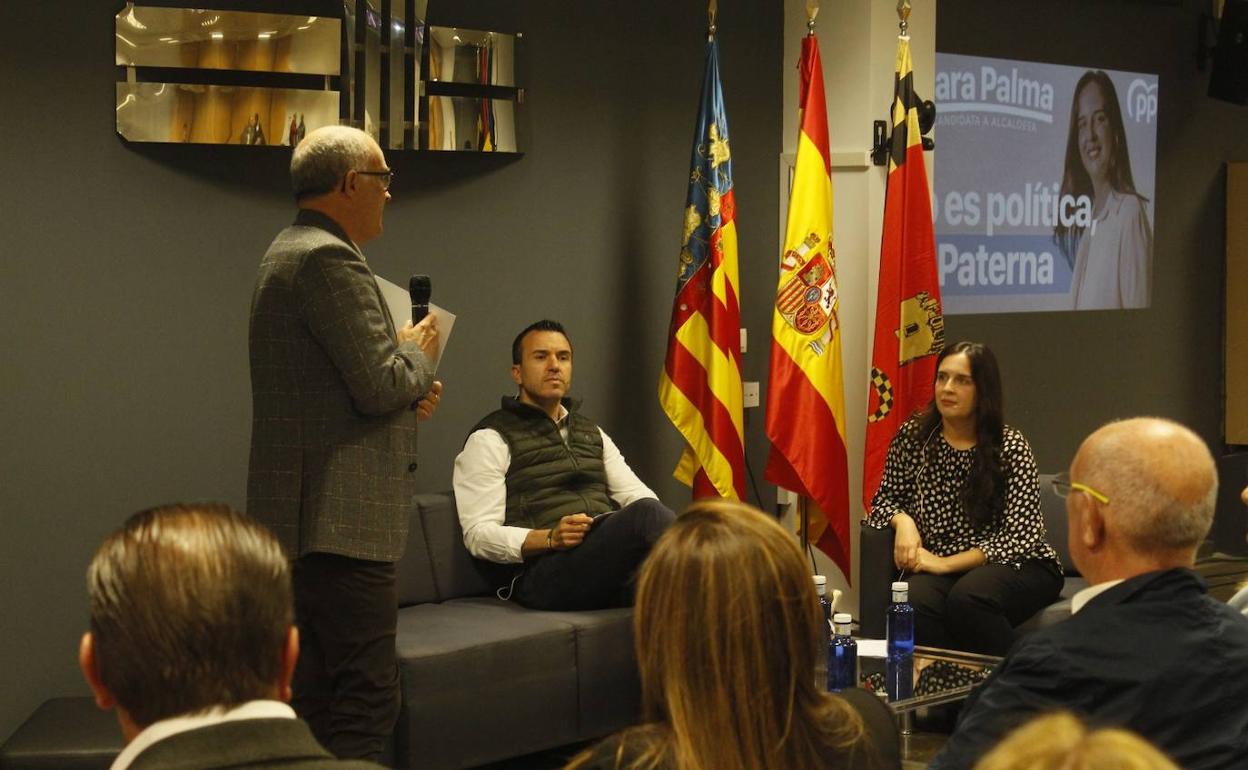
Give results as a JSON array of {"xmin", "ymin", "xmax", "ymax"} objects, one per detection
[{"xmin": 743, "ymin": 381, "xmax": 759, "ymax": 408}]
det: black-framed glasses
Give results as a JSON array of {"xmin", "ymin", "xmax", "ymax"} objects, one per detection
[
  {"xmin": 1051, "ymin": 472, "xmax": 1110, "ymax": 504},
  {"xmin": 355, "ymin": 169, "xmax": 394, "ymax": 190}
]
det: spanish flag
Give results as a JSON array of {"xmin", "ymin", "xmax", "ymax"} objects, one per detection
[
  {"xmin": 863, "ymin": 35, "xmax": 945, "ymax": 509},
  {"xmin": 658, "ymin": 36, "xmax": 746, "ymax": 501},
  {"xmin": 765, "ymin": 33, "xmax": 851, "ymax": 580}
]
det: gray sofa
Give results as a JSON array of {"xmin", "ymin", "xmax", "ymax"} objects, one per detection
[
  {"xmin": 0, "ymin": 492, "xmax": 641, "ymax": 770},
  {"xmin": 391, "ymin": 492, "xmax": 641, "ymax": 769},
  {"xmin": 858, "ymin": 473, "xmax": 1087, "ymax": 639}
]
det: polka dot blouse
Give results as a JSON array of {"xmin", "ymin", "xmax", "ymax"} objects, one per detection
[{"xmin": 867, "ymin": 416, "xmax": 1060, "ymax": 570}]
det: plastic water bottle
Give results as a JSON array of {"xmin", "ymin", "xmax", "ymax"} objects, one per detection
[
  {"xmin": 827, "ymin": 612, "xmax": 858, "ymax": 692},
  {"xmin": 886, "ymin": 581, "xmax": 914, "ymax": 700},
  {"xmin": 812, "ymin": 575, "xmax": 832, "ymax": 638}
]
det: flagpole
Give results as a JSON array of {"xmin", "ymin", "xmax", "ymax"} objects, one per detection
[
  {"xmin": 796, "ymin": 4, "xmax": 817, "ymax": 561},
  {"xmin": 897, "ymin": 0, "xmax": 911, "ymax": 35},
  {"xmin": 708, "ymin": 0, "xmax": 717, "ymax": 40}
]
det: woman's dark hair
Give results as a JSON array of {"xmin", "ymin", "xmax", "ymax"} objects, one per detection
[
  {"xmin": 913, "ymin": 341, "xmax": 1006, "ymax": 529},
  {"xmin": 1053, "ymin": 70, "xmax": 1145, "ymax": 268}
]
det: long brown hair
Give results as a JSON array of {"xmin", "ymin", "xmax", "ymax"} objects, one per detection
[{"xmin": 569, "ymin": 500, "xmax": 865, "ymax": 770}]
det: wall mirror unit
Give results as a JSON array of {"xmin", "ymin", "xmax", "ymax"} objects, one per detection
[{"xmin": 115, "ymin": 1, "xmax": 522, "ymax": 154}]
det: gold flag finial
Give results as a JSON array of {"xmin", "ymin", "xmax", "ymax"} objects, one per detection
[
  {"xmin": 897, "ymin": 0, "xmax": 911, "ymax": 34},
  {"xmin": 708, "ymin": 0, "xmax": 718, "ymax": 39},
  {"xmin": 806, "ymin": 0, "xmax": 819, "ymax": 33}
]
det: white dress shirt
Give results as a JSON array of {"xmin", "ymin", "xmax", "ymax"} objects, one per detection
[
  {"xmin": 453, "ymin": 404, "xmax": 657, "ymax": 563},
  {"xmin": 110, "ymin": 700, "xmax": 295, "ymax": 770},
  {"xmin": 1070, "ymin": 578, "xmax": 1125, "ymax": 614},
  {"xmin": 1070, "ymin": 191, "xmax": 1152, "ymax": 310}
]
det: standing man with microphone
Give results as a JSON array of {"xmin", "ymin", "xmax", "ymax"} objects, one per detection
[{"xmin": 248, "ymin": 125, "xmax": 442, "ymax": 762}]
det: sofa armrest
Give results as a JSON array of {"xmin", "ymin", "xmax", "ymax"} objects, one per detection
[{"xmin": 858, "ymin": 522, "xmax": 894, "ymax": 638}]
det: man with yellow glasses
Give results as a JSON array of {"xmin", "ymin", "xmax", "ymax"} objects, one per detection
[{"xmin": 932, "ymin": 417, "xmax": 1248, "ymax": 770}]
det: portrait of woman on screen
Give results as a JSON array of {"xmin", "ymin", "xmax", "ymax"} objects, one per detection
[{"xmin": 1053, "ymin": 70, "xmax": 1153, "ymax": 310}]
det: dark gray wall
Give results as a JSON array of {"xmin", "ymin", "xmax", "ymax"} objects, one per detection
[
  {"xmin": 937, "ymin": 0, "xmax": 1248, "ymax": 470},
  {"xmin": 0, "ymin": 0, "xmax": 782, "ymax": 742}
]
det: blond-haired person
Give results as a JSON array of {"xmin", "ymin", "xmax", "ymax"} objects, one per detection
[
  {"xmin": 566, "ymin": 500, "xmax": 899, "ymax": 770},
  {"xmin": 974, "ymin": 712, "xmax": 1178, "ymax": 770}
]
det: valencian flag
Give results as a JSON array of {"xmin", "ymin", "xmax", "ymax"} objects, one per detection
[
  {"xmin": 863, "ymin": 34, "xmax": 945, "ymax": 509},
  {"xmin": 658, "ymin": 35, "xmax": 746, "ymax": 501},
  {"xmin": 765, "ymin": 33, "xmax": 851, "ymax": 580}
]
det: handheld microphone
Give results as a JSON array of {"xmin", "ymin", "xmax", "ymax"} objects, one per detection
[{"xmin": 409, "ymin": 274, "xmax": 431, "ymax": 324}]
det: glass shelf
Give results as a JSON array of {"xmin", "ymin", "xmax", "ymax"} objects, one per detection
[{"xmin": 114, "ymin": 2, "xmax": 522, "ymax": 154}]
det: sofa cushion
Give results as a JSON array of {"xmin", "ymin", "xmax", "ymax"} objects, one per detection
[
  {"xmin": 394, "ymin": 601, "xmax": 581, "ymax": 769},
  {"xmin": 398, "ymin": 492, "xmax": 515, "ymax": 606},
  {"xmin": 395, "ymin": 494, "xmax": 439, "ymax": 606},
  {"xmin": 0, "ymin": 697, "xmax": 121, "ymax": 770},
  {"xmin": 450, "ymin": 598, "xmax": 641, "ymax": 738}
]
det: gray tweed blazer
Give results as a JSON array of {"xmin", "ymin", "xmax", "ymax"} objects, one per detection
[{"xmin": 247, "ymin": 209, "xmax": 433, "ymax": 562}]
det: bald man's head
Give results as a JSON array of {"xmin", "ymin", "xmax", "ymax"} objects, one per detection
[{"xmin": 1073, "ymin": 418, "xmax": 1216, "ymax": 556}]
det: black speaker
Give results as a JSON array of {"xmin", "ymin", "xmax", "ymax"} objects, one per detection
[{"xmin": 1210, "ymin": 0, "xmax": 1248, "ymax": 104}]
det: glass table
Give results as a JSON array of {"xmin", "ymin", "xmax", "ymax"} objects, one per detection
[{"xmin": 849, "ymin": 645, "xmax": 1002, "ymax": 766}]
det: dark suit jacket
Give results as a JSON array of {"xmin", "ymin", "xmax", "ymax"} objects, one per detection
[
  {"xmin": 248, "ymin": 209, "xmax": 433, "ymax": 562},
  {"xmin": 931, "ymin": 568, "xmax": 1248, "ymax": 770},
  {"xmin": 128, "ymin": 718, "xmax": 383, "ymax": 769}
]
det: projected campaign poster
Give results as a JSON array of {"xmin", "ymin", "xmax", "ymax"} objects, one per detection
[{"xmin": 933, "ymin": 54, "xmax": 1158, "ymax": 314}]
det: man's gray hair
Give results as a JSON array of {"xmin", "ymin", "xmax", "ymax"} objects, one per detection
[
  {"xmin": 1085, "ymin": 418, "xmax": 1217, "ymax": 552},
  {"xmin": 290, "ymin": 125, "xmax": 372, "ymax": 202}
]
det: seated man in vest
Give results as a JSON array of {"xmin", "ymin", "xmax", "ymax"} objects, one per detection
[
  {"xmin": 931, "ymin": 418, "xmax": 1248, "ymax": 770},
  {"xmin": 454, "ymin": 319, "xmax": 675, "ymax": 610},
  {"xmin": 78, "ymin": 503, "xmax": 382, "ymax": 769}
]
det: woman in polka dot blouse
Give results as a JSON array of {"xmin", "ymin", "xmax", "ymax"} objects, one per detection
[{"xmin": 866, "ymin": 341, "xmax": 1063, "ymax": 656}]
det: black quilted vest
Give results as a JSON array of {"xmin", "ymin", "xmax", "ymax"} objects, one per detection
[{"xmin": 472, "ymin": 397, "xmax": 615, "ymax": 530}]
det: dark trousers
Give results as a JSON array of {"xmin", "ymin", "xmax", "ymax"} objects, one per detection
[
  {"xmin": 908, "ymin": 560, "xmax": 1063, "ymax": 656},
  {"xmin": 513, "ymin": 498, "xmax": 675, "ymax": 611},
  {"xmin": 291, "ymin": 553, "xmax": 399, "ymax": 762}
]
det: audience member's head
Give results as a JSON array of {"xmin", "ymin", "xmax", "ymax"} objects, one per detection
[
  {"xmin": 570, "ymin": 499, "xmax": 866, "ymax": 770},
  {"xmin": 1065, "ymin": 417, "xmax": 1216, "ymax": 583},
  {"xmin": 973, "ymin": 711, "xmax": 1179, "ymax": 770},
  {"xmin": 78, "ymin": 504, "xmax": 297, "ymax": 741}
]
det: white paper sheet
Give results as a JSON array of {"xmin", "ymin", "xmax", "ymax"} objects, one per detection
[
  {"xmin": 855, "ymin": 638, "xmax": 888, "ymax": 658},
  {"xmin": 375, "ymin": 275, "xmax": 455, "ymax": 372}
]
